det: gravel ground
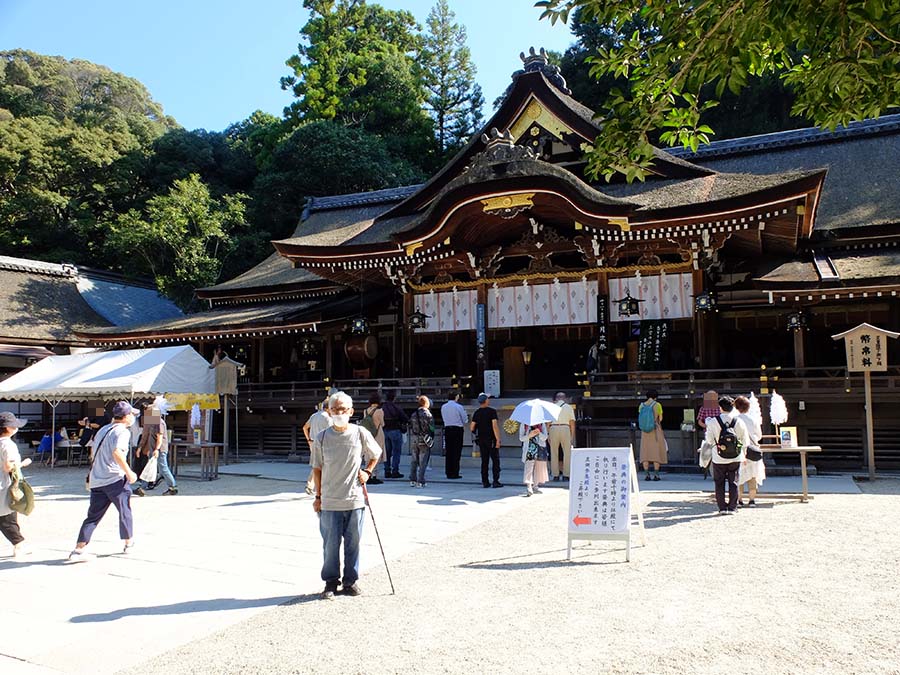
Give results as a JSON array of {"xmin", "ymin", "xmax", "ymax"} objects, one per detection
[{"xmin": 118, "ymin": 479, "xmax": 900, "ymax": 675}]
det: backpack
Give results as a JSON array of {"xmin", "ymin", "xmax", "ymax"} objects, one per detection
[
  {"xmin": 638, "ymin": 402, "xmax": 658, "ymax": 433},
  {"xmin": 715, "ymin": 415, "xmax": 743, "ymax": 459},
  {"xmin": 410, "ymin": 409, "xmax": 435, "ymax": 448},
  {"xmin": 360, "ymin": 407, "xmax": 380, "ymax": 437}
]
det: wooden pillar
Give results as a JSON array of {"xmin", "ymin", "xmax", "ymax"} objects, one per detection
[
  {"xmin": 793, "ymin": 327, "xmax": 806, "ymax": 368},
  {"xmin": 325, "ymin": 334, "xmax": 333, "ymax": 378},
  {"xmin": 403, "ymin": 293, "xmax": 414, "ymax": 377},
  {"xmin": 692, "ymin": 269, "xmax": 706, "ymax": 368},
  {"xmin": 256, "ymin": 338, "xmax": 266, "ymax": 383}
]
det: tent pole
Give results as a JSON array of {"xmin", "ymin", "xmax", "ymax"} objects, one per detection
[
  {"xmin": 48, "ymin": 399, "xmax": 60, "ymax": 468},
  {"xmin": 235, "ymin": 392, "xmax": 240, "ymax": 462},
  {"xmin": 223, "ymin": 394, "xmax": 230, "ymax": 465}
]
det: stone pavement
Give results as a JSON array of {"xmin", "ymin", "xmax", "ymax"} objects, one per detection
[{"xmin": 0, "ymin": 460, "xmax": 858, "ymax": 674}]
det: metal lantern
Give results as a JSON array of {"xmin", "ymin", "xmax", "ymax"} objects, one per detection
[
  {"xmin": 349, "ymin": 316, "xmax": 370, "ymax": 335},
  {"xmin": 614, "ymin": 291, "xmax": 644, "ymax": 317},
  {"xmin": 522, "ymin": 350, "xmax": 532, "ymax": 365},
  {"xmin": 786, "ymin": 311, "xmax": 808, "ymax": 331},
  {"xmin": 408, "ymin": 307, "xmax": 431, "ymax": 330},
  {"xmin": 694, "ymin": 291, "xmax": 718, "ymax": 313},
  {"xmin": 300, "ymin": 337, "xmax": 317, "ymax": 356}
]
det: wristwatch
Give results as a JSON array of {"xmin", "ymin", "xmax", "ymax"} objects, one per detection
[{"xmin": 362, "ymin": 468, "xmax": 372, "ymax": 476}]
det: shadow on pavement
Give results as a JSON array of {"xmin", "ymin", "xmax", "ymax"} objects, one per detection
[
  {"xmin": 70, "ymin": 596, "xmax": 298, "ymax": 623},
  {"xmin": 459, "ymin": 546, "xmax": 624, "ymax": 570}
]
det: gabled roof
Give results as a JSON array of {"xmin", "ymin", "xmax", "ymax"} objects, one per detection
[
  {"xmin": 672, "ymin": 115, "xmax": 900, "ymax": 231},
  {"xmin": 0, "ymin": 255, "xmax": 181, "ymax": 346}
]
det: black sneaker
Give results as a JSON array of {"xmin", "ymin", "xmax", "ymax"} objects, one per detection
[
  {"xmin": 482, "ymin": 482, "xmax": 491, "ymax": 488},
  {"xmin": 492, "ymin": 482, "xmax": 504, "ymax": 488},
  {"xmin": 653, "ymin": 474, "xmax": 661, "ymax": 481},
  {"xmin": 341, "ymin": 583, "xmax": 361, "ymax": 597},
  {"xmin": 393, "ymin": 472, "xmax": 404, "ymax": 479},
  {"xmin": 321, "ymin": 583, "xmax": 338, "ymax": 600},
  {"xmin": 133, "ymin": 487, "xmax": 146, "ymax": 497},
  {"xmin": 163, "ymin": 488, "xmax": 178, "ymax": 496},
  {"xmin": 552, "ymin": 475, "xmax": 560, "ymax": 482},
  {"xmin": 367, "ymin": 476, "xmax": 383, "ymax": 485},
  {"xmin": 644, "ymin": 473, "xmax": 652, "ymax": 481}
]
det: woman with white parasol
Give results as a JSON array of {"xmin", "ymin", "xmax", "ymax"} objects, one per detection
[{"xmin": 510, "ymin": 399, "xmax": 560, "ymax": 497}]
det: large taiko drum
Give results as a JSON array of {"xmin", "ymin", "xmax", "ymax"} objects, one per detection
[{"xmin": 344, "ymin": 335, "xmax": 378, "ymax": 369}]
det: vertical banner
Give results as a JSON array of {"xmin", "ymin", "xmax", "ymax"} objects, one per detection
[
  {"xmin": 637, "ymin": 320, "xmax": 671, "ymax": 370},
  {"xmin": 596, "ymin": 295, "xmax": 609, "ymax": 355},
  {"xmin": 475, "ymin": 303, "xmax": 486, "ymax": 362}
]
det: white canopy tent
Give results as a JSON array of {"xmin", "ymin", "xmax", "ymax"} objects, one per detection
[{"xmin": 0, "ymin": 346, "xmax": 216, "ymax": 465}]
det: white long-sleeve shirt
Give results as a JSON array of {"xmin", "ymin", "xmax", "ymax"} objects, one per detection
[{"xmin": 704, "ymin": 410, "xmax": 749, "ymax": 464}]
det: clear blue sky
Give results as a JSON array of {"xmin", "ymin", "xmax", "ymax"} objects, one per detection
[{"xmin": 0, "ymin": 0, "xmax": 576, "ymax": 131}]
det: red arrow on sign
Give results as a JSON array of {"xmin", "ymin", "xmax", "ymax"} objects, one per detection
[{"xmin": 572, "ymin": 516, "xmax": 591, "ymax": 526}]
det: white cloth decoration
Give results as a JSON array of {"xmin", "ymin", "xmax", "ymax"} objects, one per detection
[
  {"xmin": 190, "ymin": 403, "xmax": 202, "ymax": 429},
  {"xmin": 748, "ymin": 392, "xmax": 763, "ymax": 428},
  {"xmin": 769, "ymin": 391, "xmax": 788, "ymax": 426}
]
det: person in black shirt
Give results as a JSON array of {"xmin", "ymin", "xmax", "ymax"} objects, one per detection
[
  {"xmin": 380, "ymin": 390, "xmax": 409, "ymax": 479},
  {"xmin": 470, "ymin": 393, "xmax": 502, "ymax": 488}
]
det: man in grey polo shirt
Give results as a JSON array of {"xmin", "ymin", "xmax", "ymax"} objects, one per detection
[{"xmin": 310, "ymin": 391, "xmax": 380, "ymax": 599}]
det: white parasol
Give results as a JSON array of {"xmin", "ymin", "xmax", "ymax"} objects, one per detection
[{"xmin": 509, "ymin": 399, "xmax": 562, "ymax": 426}]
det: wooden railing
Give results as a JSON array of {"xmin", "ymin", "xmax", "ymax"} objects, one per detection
[
  {"xmin": 239, "ymin": 375, "xmax": 474, "ymax": 409},
  {"xmin": 582, "ymin": 366, "xmax": 900, "ymax": 400}
]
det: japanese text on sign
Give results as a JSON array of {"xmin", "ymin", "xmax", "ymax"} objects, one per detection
[{"xmin": 568, "ymin": 448, "xmax": 631, "ymax": 534}]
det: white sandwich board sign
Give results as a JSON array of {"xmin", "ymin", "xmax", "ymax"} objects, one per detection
[{"xmin": 567, "ymin": 446, "xmax": 645, "ymax": 562}]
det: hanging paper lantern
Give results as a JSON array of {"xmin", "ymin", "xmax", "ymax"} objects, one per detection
[{"xmin": 769, "ymin": 391, "xmax": 788, "ymax": 427}]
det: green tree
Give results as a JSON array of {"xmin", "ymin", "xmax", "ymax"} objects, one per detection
[
  {"xmin": 421, "ymin": 0, "xmax": 483, "ymax": 153},
  {"xmin": 538, "ymin": 0, "xmax": 900, "ymax": 181},
  {"xmin": 557, "ymin": 7, "xmax": 806, "ymax": 143},
  {"xmin": 281, "ymin": 0, "xmax": 420, "ymax": 123},
  {"xmin": 108, "ymin": 174, "xmax": 248, "ymax": 309},
  {"xmin": 251, "ymin": 120, "xmax": 424, "ymax": 241},
  {"xmin": 280, "ymin": 0, "xmax": 437, "ymax": 172}
]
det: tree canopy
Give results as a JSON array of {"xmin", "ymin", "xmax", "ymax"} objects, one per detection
[
  {"xmin": 421, "ymin": 0, "xmax": 484, "ymax": 155},
  {"xmin": 538, "ymin": 0, "xmax": 900, "ymax": 181}
]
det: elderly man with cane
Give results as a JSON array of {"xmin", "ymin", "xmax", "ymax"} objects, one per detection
[{"xmin": 310, "ymin": 391, "xmax": 380, "ymax": 599}]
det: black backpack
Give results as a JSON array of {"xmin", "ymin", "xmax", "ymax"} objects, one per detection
[{"xmin": 716, "ymin": 415, "xmax": 742, "ymax": 459}]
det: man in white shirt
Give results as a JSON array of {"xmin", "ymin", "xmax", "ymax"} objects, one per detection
[
  {"xmin": 440, "ymin": 391, "xmax": 467, "ymax": 479},
  {"xmin": 303, "ymin": 398, "xmax": 332, "ymax": 496},
  {"xmin": 704, "ymin": 395, "xmax": 749, "ymax": 514},
  {"xmin": 550, "ymin": 392, "xmax": 576, "ymax": 480}
]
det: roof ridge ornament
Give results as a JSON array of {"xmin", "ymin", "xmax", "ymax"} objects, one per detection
[
  {"xmin": 462, "ymin": 128, "xmax": 538, "ymax": 179},
  {"xmin": 511, "ymin": 46, "xmax": 571, "ymax": 95}
]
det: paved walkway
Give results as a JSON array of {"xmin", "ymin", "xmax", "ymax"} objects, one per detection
[{"xmin": 0, "ymin": 461, "xmax": 860, "ymax": 674}]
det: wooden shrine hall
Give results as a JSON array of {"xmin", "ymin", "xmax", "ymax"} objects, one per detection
[{"xmin": 83, "ymin": 49, "xmax": 900, "ymax": 470}]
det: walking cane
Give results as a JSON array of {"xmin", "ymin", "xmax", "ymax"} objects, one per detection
[{"xmin": 362, "ymin": 482, "xmax": 395, "ymax": 595}]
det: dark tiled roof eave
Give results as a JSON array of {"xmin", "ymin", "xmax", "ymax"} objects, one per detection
[{"xmin": 670, "ymin": 113, "xmax": 900, "ymax": 160}]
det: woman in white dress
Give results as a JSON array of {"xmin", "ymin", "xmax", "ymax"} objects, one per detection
[
  {"xmin": 734, "ymin": 395, "xmax": 766, "ymax": 506},
  {"xmin": 519, "ymin": 422, "xmax": 549, "ymax": 497}
]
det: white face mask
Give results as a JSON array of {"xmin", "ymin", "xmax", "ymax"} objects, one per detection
[{"xmin": 332, "ymin": 413, "xmax": 351, "ymax": 426}]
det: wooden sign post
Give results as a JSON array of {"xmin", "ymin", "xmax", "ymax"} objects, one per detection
[
  {"xmin": 832, "ymin": 323, "xmax": 899, "ymax": 479},
  {"xmin": 567, "ymin": 446, "xmax": 645, "ymax": 562}
]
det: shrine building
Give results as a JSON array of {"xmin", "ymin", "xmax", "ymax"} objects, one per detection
[{"xmin": 82, "ymin": 49, "xmax": 900, "ymax": 471}]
